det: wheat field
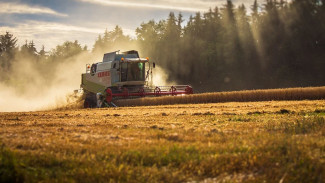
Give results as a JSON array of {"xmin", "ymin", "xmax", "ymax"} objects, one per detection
[
  {"xmin": 115, "ymin": 86, "xmax": 325, "ymax": 107},
  {"xmin": 1, "ymin": 100, "xmax": 325, "ymax": 182}
]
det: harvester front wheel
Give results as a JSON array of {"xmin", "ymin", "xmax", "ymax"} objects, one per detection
[{"xmin": 84, "ymin": 93, "xmax": 97, "ymax": 108}]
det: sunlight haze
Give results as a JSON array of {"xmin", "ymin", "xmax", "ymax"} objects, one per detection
[{"xmin": 0, "ymin": 0, "xmax": 260, "ymax": 51}]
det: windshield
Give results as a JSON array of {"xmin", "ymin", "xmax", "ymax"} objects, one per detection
[{"xmin": 121, "ymin": 62, "xmax": 145, "ymax": 82}]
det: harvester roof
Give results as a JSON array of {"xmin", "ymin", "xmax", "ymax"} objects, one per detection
[
  {"xmin": 121, "ymin": 58, "xmax": 149, "ymax": 63},
  {"xmin": 103, "ymin": 50, "xmax": 140, "ymax": 63}
]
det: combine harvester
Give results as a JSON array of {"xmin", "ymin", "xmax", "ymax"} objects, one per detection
[{"xmin": 80, "ymin": 50, "xmax": 193, "ymax": 108}]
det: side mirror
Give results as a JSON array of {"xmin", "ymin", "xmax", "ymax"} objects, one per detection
[{"xmin": 153, "ymin": 62, "xmax": 156, "ymax": 68}]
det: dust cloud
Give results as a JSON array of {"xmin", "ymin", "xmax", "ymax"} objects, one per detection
[
  {"xmin": 0, "ymin": 53, "xmax": 89, "ymax": 112},
  {"xmin": 0, "ymin": 49, "xmax": 174, "ymax": 112},
  {"xmin": 152, "ymin": 66, "xmax": 177, "ymax": 86}
]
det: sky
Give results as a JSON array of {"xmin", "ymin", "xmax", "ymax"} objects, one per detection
[{"xmin": 0, "ymin": 0, "xmax": 262, "ymax": 51}]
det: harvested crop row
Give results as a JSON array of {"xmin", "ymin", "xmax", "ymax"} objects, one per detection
[{"xmin": 115, "ymin": 86, "xmax": 325, "ymax": 107}]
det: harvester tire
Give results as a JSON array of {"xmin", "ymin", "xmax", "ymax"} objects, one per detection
[{"xmin": 84, "ymin": 93, "xmax": 97, "ymax": 108}]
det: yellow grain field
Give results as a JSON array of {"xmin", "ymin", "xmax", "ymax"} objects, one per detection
[
  {"xmin": 1, "ymin": 100, "xmax": 325, "ymax": 182},
  {"xmin": 115, "ymin": 86, "xmax": 325, "ymax": 107}
]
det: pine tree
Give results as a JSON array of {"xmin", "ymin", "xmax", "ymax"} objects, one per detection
[
  {"xmin": 177, "ymin": 13, "xmax": 183, "ymax": 37},
  {"xmin": 0, "ymin": 32, "xmax": 17, "ymax": 54},
  {"xmin": 28, "ymin": 41, "xmax": 38, "ymax": 57},
  {"xmin": 251, "ymin": 0, "xmax": 259, "ymax": 24},
  {"xmin": 93, "ymin": 35, "xmax": 104, "ymax": 52},
  {"xmin": 50, "ymin": 40, "xmax": 83, "ymax": 60},
  {"xmin": 0, "ymin": 32, "xmax": 17, "ymax": 73},
  {"xmin": 38, "ymin": 45, "xmax": 48, "ymax": 62},
  {"xmin": 39, "ymin": 45, "xmax": 46, "ymax": 57},
  {"xmin": 136, "ymin": 20, "xmax": 162, "ymax": 59}
]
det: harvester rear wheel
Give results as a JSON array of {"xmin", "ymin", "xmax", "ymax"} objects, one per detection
[{"xmin": 84, "ymin": 93, "xmax": 97, "ymax": 108}]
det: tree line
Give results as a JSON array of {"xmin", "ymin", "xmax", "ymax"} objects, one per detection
[{"xmin": 1, "ymin": 0, "xmax": 324, "ymax": 92}]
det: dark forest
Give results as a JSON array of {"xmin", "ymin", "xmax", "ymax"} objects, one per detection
[{"xmin": 1, "ymin": 0, "xmax": 324, "ymax": 92}]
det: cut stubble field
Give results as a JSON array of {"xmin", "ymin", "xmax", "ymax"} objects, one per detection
[{"xmin": 1, "ymin": 100, "xmax": 325, "ymax": 182}]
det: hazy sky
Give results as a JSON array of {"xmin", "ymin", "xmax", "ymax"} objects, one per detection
[{"xmin": 0, "ymin": 0, "xmax": 261, "ymax": 51}]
